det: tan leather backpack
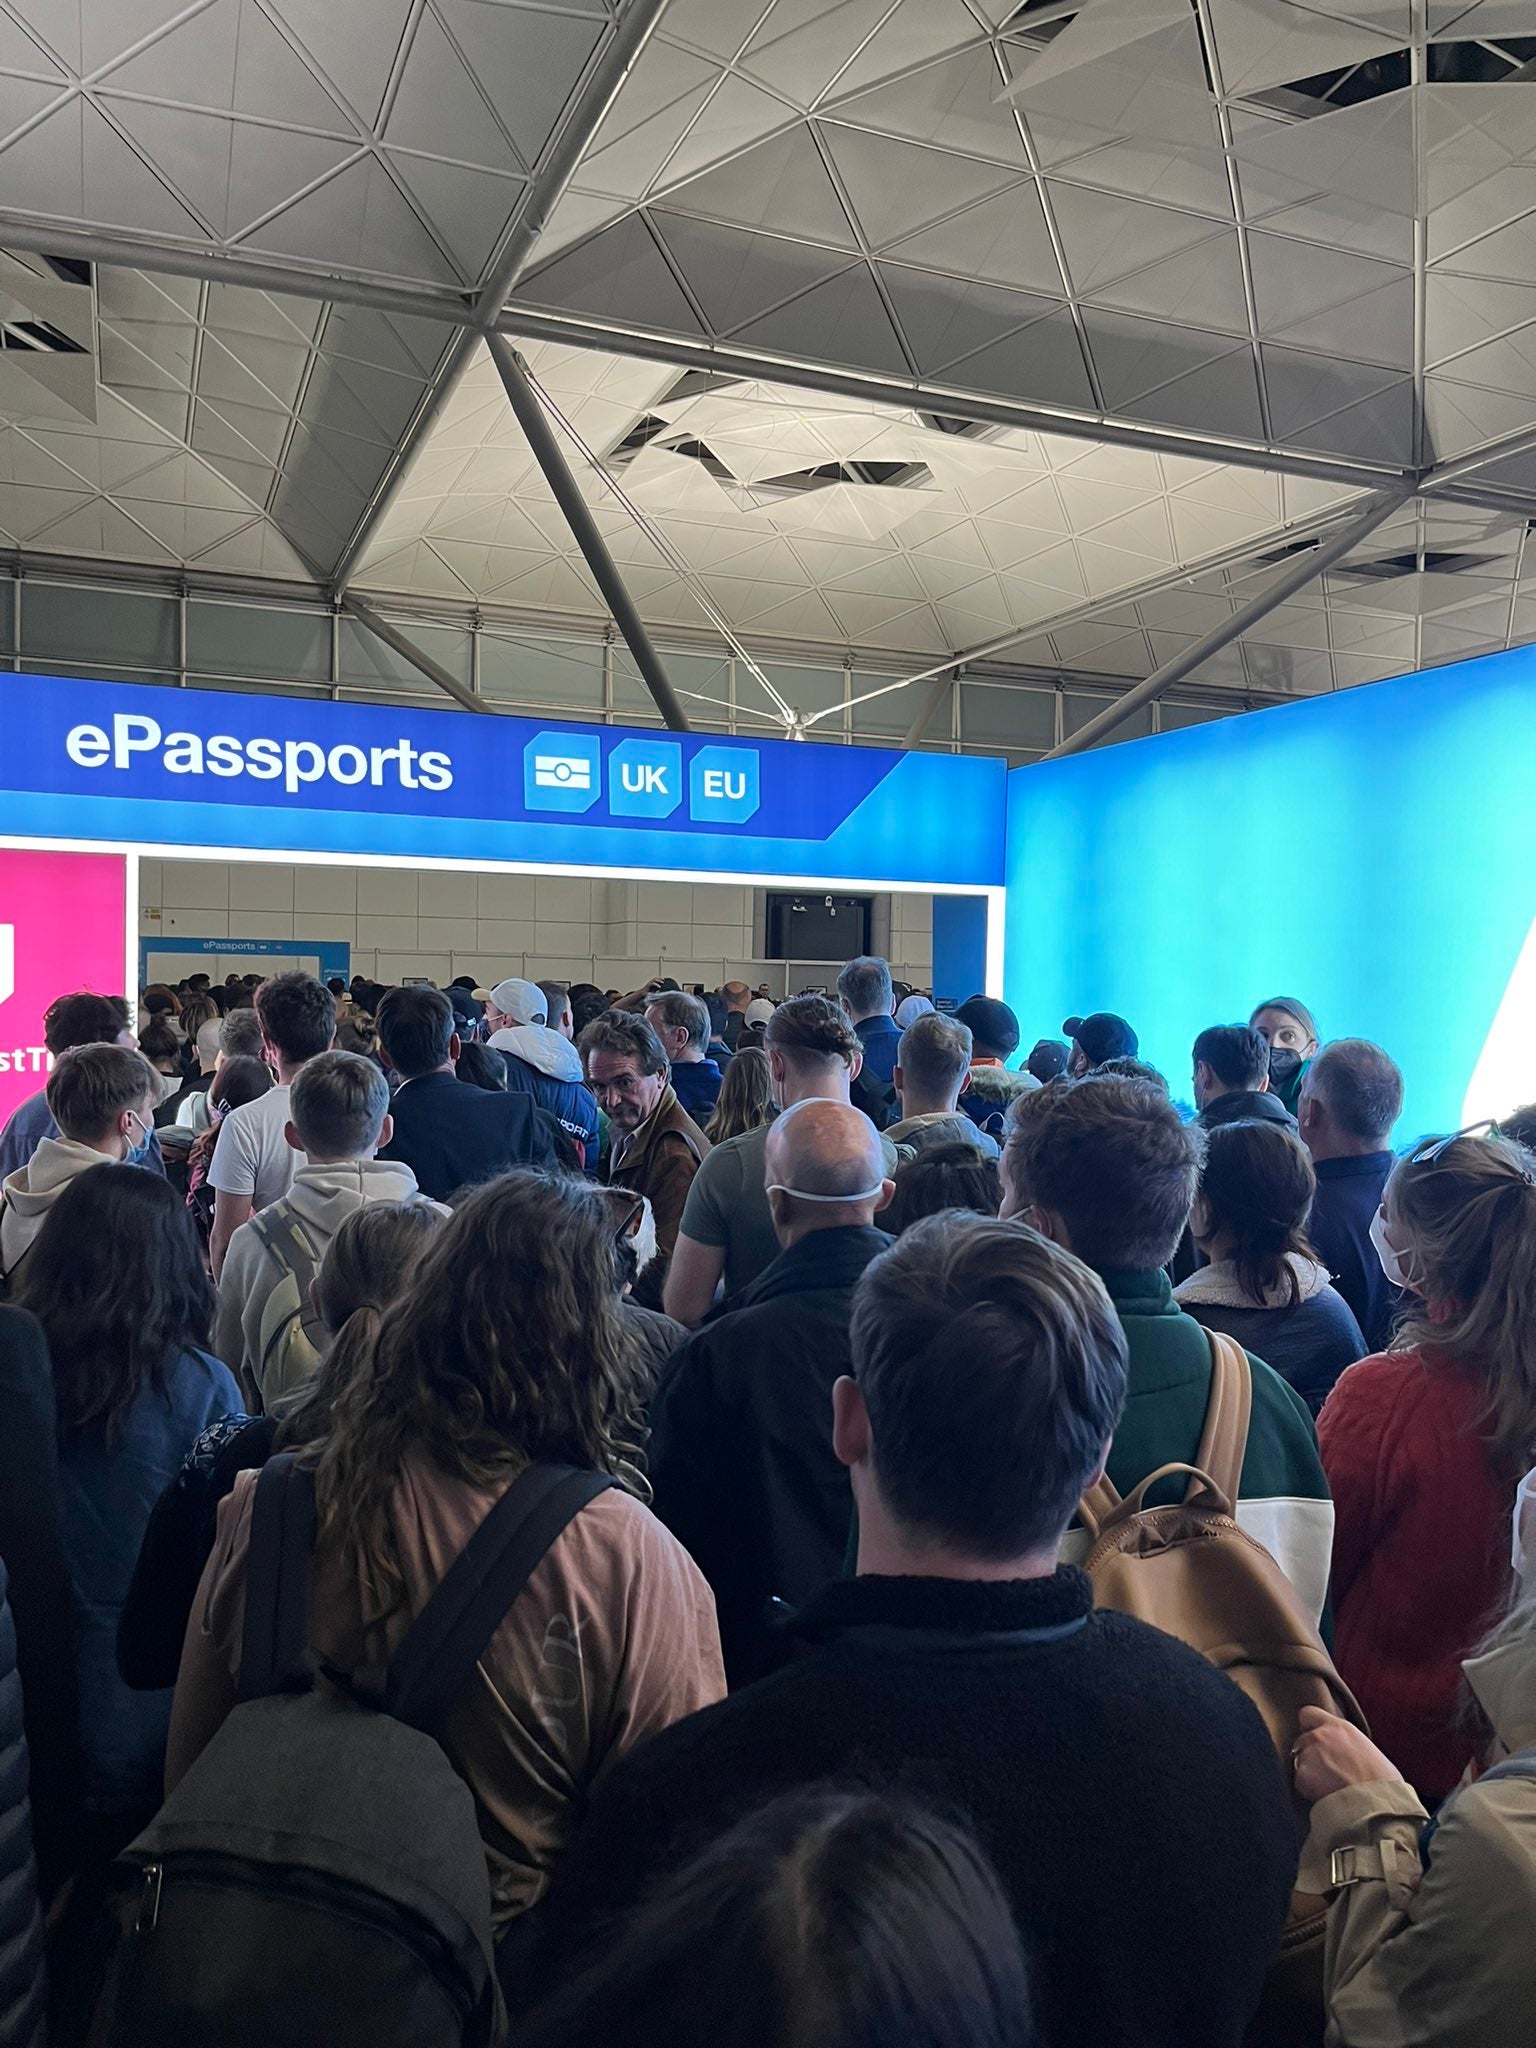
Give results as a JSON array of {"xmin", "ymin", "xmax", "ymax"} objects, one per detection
[{"xmin": 1077, "ymin": 1331, "xmax": 1363, "ymax": 2046}]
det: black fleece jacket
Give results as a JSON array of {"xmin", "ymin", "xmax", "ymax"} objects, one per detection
[{"xmin": 526, "ymin": 1567, "xmax": 1297, "ymax": 2048}]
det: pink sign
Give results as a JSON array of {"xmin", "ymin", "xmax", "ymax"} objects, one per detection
[{"xmin": 0, "ymin": 849, "xmax": 130, "ymax": 1128}]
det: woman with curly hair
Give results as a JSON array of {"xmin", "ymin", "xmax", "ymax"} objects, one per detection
[{"xmin": 167, "ymin": 1170, "xmax": 724, "ymax": 1927}]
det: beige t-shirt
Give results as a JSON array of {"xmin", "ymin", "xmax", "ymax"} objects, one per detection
[{"xmin": 169, "ymin": 1458, "xmax": 725, "ymax": 1924}]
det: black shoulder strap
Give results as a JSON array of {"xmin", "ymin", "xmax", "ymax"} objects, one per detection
[
  {"xmin": 384, "ymin": 1463, "xmax": 615, "ymax": 1740},
  {"xmin": 238, "ymin": 1451, "xmax": 317, "ymax": 1702}
]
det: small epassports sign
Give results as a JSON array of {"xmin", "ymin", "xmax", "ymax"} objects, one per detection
[
  {"xmin": 0, "ymin": 674, "xmax": 1006, "ymax": 888},
  {"xmin": 0, "ymin": 847, "xmax": 129, "ymax": 1125}
]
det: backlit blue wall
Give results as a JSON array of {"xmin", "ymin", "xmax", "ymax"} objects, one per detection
[{"xmin": 1005, "ymin": 644, "xmax": 1536, "ymax": 1140}]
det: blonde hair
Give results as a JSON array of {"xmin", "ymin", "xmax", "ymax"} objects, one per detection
[{"xmin": 1390, "ymin": 1132, "xmax": 1536, "ymax": 1475}]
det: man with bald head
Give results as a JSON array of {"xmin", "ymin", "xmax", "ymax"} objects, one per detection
[{"xmin": 647, "ymin": 1096, "xmax": 894, "ymax": 1684}]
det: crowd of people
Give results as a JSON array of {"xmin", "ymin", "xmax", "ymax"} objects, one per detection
[{"xmin": 0, "ymin": 952, "xmax": 1532, "ymax": 2046}]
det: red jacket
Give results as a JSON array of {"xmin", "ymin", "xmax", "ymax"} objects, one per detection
[{"xmin": 1319, "ymin": 1349, "xmax": 1513, "ymax": 1802}]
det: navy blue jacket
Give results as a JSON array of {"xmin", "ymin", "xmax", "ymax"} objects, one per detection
[
  {"xmin": 669, "ymin": 1057, "xmax": 723, "ymax": 1124},
  {"xmin": 379, "ymin": 1068, "xmax": 566, "ymax": 1201},
  {"xmin": 1309, "ymin": 1152, "xmax": 1398, "ymax": 1354},
  {"xmin": 852, "ymin": 1012, "xmax": 901, "ymax": 1085}
]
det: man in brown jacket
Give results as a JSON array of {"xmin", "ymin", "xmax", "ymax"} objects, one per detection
[{"xmin": 581, "ymin": 1011, "xmax": 709, "ymax": 1309}]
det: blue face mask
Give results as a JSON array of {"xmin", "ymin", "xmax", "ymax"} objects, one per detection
[{"xmin": 125, "ymin": 1112, "xmax": 154, "ymax": 1166}]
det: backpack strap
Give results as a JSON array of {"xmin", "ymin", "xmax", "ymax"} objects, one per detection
[
  {"xmin": 238, "ymin": 1452, "xmax": 317, "ymax": 1701},
  {"xmin": 1076, "ymin": 1327, "xmax": 1254, "ymax": 1534},
  {"xmin": 382, "ymin": 1464, "xmax": 616, "ymax": 1741},
  {"xmin": 1194, "ymin": 1330, "xmax": 1252, "ymax": 1507},
  {"xmin": 249, "ymin": 1204, "xmax": 326, "ymax": 1307}
]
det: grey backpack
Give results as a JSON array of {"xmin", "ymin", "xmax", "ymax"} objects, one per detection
[{"xmin": 94, "ymin": 1453, "xmax": 613, "ymax": 2047}]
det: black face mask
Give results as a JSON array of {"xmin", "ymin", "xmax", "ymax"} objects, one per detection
[{"xmin": 1268, "ymin": 1046, "xmax": 1303, "ymax": 1088}]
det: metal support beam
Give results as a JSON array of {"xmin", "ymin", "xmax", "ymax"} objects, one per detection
[
  {"xmin": 904, "ymin": 670, "xmax": 957, "ymax": 748},
  {"xmin": 488, "ymin": 331, "xmax": 689, "ymax": 732},
  {"xmin": 327, "ymin": 0, "xmax": 672, "ymax": 594},
  {"xmin": 341, "ymin": 593, "xmax": 498, "ymax": 717},
  {"xmin": 499, "ymin": 307, "xmax": 1413, "ymax": 494},
  {"xmin": 1040, "ymin": 488, "xmax": 1415, "ymax": 760}
]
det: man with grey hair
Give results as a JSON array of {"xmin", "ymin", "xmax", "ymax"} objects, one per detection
[
  {"xmin": 887, "ymin": 1011, "xmax": 999, "ymax": 1159},
  {"xmin": 215, "ymin": 1048, "xmax": 443, "ymax": 1410},
  {"xmin": 1298, "ymin": 1038, "xmax": 1405, "ymax": 1353},
  {"xmin": 836, "ymin": 954, "xmax": 899, "ymax": 1085},
  {"xmin": 648, "ymin": 1096, "xmax": 894, "ymax": 1684},
  {"xmin": 644, "ymin": 988, "xmax": 723, "ymax": 1124}
]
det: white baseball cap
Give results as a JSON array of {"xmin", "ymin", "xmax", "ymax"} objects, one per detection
[
  {"xmin": 746, "ymin": 997, "xmax": 776, "ymax": 1026},
  {"xmin": 487, "ymin": 977, "xmax": 547, "ymax": 1026}
]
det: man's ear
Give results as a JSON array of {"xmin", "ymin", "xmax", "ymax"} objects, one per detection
[
  {"xmin": 1027, "ymin": 1203, "xmax": 1067, "ymax": 1249},
  {"xmin": 832, "ymin": 1375, "xmax": 870, "ymax": 1471},
  {"xmin": 375, "ymin": 1112, "xmax": 394, "ymax": 1154},
  {"xmin": 448, "ymin": 1031, "xmax": 461, "ymax": 1061},
  {"xmin": 872, "ymin": 1176, "xmax": 896, "ymax": 1215},
  {"xmin": 284, "ymin": 1119, "xmax": 303, "ymax": 1154},
  {"xmin": 892, "ymin": 1062, "xmax": 904, "ymax": 1095}
]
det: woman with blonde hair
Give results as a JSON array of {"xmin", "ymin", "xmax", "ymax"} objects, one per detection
[
  {"xmin": 169, "ymin": 1170, "xmax": 724, "ymax": 1926},
  {"xmin": 1319, "ymin": 1127, "xmax": 1536, "ymax": 1800},
  {"xmin": 705, "ymin": 1045, "xmax": 775, "ymax": 1145}
]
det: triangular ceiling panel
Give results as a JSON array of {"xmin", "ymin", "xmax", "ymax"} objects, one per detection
[
  {"xmin": 101, "ymin": 96, "xmax": 358, "ymax": 240},
  {"xmin": 945, "ymin": 308, "xmax": 1097, "ymax": 411},
  {"xmin": 245, "ymin": 153, "xmax": 457, "ymax": 284},
  {"xmin": 1127, "ymin": 346, "xmax": 1265, "ymax": 442},
  {"xmin": 882, "ymin": 181, "xmax": 1062, "ymax": 294},
  {"xmin": 384, "ymin": 153, "xmax": 524, "ymax": 286},
  {"xmin": 1205, "ymin": 0, "xmax": 1407, "ymax": 99},
  {"xmin": 1086, "ymin": 231, "xmax": 1250, "ymax": 334},
  {"xmin": 729, "ymin": 264, "xmax": 910, "ymax": 375},
  {"xmin": 435, "ymin": 0, "xmax": 603, "ymax": 169},
  {"xmin": 0, "ymin": 9, "xmax": 65, "ymax": 78},
  {"xmin": 876, "ymin": 266, "xmax": 1062, "ymax": 377},
  {"xmin": 653, "ymin": 122, "xmax": 857, "ymax": 246},
  {"xmin": 383, "ymin": 5, "xmax": 518, "ymax": 172},
  {"xmin": 515, "ymin": 212, "xmax": 706, "ymax": 334},
  {"xmin": 817, "ymin": 123, "xmax": 1026, "ymax": 251},
  {"xmin": 828, "ymin": 0, "xmax": 978, "ymax": 101},
  {"xmin": 651, "ymin": 213, "xmax": 854, "ymax": 335},
  {"xmin": 650, "ymin": 73, "xmax": 803, "ymax": 190},
  {"xmin": 1049, "ymin": 183, "xmax": 1230, "ymax": 295},
  {"xmin": 103, "ymin": 0, "xmax": 350, "ymax": 131},
  {"xmin": 738, "ymin": 0, "xmax": 895, "ymax": 107},
  {"xmin": 825, "ymin": 44, "xmax": 1029, "ymax": 168}
]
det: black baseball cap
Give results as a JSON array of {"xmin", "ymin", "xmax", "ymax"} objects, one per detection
[
  {"xmin": 954, "ymin": 995, "xmax": 1020, "ymax": 1060},
  {"xmin": 1064, "ymin": 1012, "xmax": 1139, "ymax": 1065}
]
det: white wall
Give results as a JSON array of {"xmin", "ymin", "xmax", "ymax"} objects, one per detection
[{"xmin": 140, "ymin": 859, "xmax": 933, "ymax": 992}]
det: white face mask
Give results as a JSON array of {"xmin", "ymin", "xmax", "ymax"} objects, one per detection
[
  {"xmin": 1369, "ymin": 1204, "xmax": 1413, "ymax": 1290},
  {"xmin": 1514, "ymin": 1465, "xmax": 1536, "ymax": 1587}
]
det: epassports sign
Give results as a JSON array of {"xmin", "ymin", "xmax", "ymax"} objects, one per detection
[{"xmin": 0, "ymin": 674, "xmax": 1005, "ymax": 887}]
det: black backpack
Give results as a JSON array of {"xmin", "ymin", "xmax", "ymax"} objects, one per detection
[{"xmin": 94, "ymin": 1453, "xmax": 613, "ymax": 2047}]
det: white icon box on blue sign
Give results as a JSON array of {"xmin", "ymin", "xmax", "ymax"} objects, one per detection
[
  {"xmin": 689, "ymin": 746, "xmax": 760, "ymax": 825},
  {"xmin": 524, "ymin": 730, "xmax": 601, "ymax": 813},
  {"xmin": 609, "ymin": 737, "xmax": 683, "ymax": 819}
]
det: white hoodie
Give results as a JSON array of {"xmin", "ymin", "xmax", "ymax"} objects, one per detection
[
  {"xmin": 215, "ymin": 1156, "xmax": 442, "ymax": 1405},
  {"xmin": 487, "ymin": 1023, "xmax": 584, "ymax": 1083},
  {"xmin": 0, "ymin": 1136, "xmax": 119, "ymax": 1283}
]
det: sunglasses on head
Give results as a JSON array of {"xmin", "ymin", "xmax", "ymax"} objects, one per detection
[{"xmin": 1406, "ymin": 1118, "xmax": 1500, "ymax": 1167}]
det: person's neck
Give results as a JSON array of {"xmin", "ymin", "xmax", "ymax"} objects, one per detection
[
  {"xmin": 1204, "ymin": 1082, "xmax": 1256, "ymax": 1111},
  {"xmin": 1307, "ymin": 1128, "xmax": 1388, "ymax": 1163},
  {"xmin": 849, "ymin": 1009, "xmax": 889, "ymax": 1028},
  {"xmin": 855, "ymin": 1512, "xmax": 1058, "ymax": 1584},
  {"xmin": 674, "ymin": 1046, "xmax": 704, "ymax": 1064},
  {"xmin": 898, "ymin": 1090, "xmax": 960, "ymax": 1121},
  {"xmin": 303, "ymin": 1152, "xmax": 376, "ymax": 1172},
  {"xmin": 274, "ymin": 1054, "xmax": 309, "ymax": 1087},
  {"xmin": 79, "ymin": 1133, "xmax": 125, "ymax": 1160},
  {"xmin": 779, "ymin": 1066, "xmax": 852, "ymax": 1112},
  {"xmin": 776, "ymin": 1205, "xmax": 879, "ymax": 1250}
]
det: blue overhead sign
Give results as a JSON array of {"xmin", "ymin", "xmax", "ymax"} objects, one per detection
[{"xmin": 0, "ymin": 673, "xmax": 1005, "ymax": 886}]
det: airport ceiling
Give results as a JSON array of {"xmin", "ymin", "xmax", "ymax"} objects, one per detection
[{"xmin": 3, "ymin": 0, "xmax": 1536, "ymax": 739}]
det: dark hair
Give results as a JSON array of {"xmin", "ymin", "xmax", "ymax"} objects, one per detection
[
  {"xmin": 313, "ymin": 1173, "xmax": 644, "ymax": 1607},
  {"xmin": 1198, "ymin": 1121, "xmax": 1318, "ymax": 1308},
  {"xmin": 20, "ymin": 1165, "xmax": 216, "ymax": 1446},
  {"xmin": 953, "ymin": 997, "xmax": 1019, "ymax": 1062},
  {"xmin": 1304, "ymin": 1039, "xmax": 1403, "ymax": 1145},
  {"xmin": 897, "ymin": 1014, "xmax": 972, "ymax": 1100},
  {"xmin": 1500, "ymin": 1103, "xmax": 1536, "ymax": 1152},
  {"xmin": 141, "ymin": 983, "xmax": 181, "ymax": 1018},
  {"xmin": 454, "ymin": 1040, "xmax": 507, "ymax": 1093},
  {"xmin": 137, "ymin": 1017, "xmax": 183, "ymax": 1069},
  {"xmin": 570, "ymin": 989, "xmax": 609, "ymax": 1037},
  {"xmin": 1008, "ymin": 1075, "xmax": 1204, "ymax": 1271},
  {"xmin": 885, "ymin": 1141, "xmax": 1001, "ymax": 1234},
  {"xmin": 42, "ymin": 990, "xmax": 130, "ymax": 1057},
  {"xmin": 536, "ymin": 979, "xmax": 571, "ymax": 1019},
  {"xmin": 254, "ymin": 971, "xmax": 336, "ymax": 1065},
  {"xmin": 45, "ymin": 1043, "xmax": 156, "ymax": 1141},
  {"xmin": 518, "ymin": 1789, "xmax": 1035, "ymax": 2048},
  {"xmin": 290, "ymin": 1049, "xmax": 389, "ymax": 1159},
  {"xmin": 836, "ymin": 956, "xmax": 893, "ymax": 1019},
  {"xmin": 578, "ymin": 1010, "xmax": 669, "ymax": 1078},
  {"xmin": 1193, "ymin": 1026, "xmax": 1271, "ymax": 1092},
  {"xmin": 851, "ymin": 1212, "xmax": 1126, "ymax": 1557},
  {"xmin": 375, "ymin": 984, "xmax": 455, "ymax": 1078},
  {"xmin": 706, "ymin": 1046, "xmax": 776, "ymax": 1143},
  {"xmin": 278, "ymin": 1200, "xmax": 447, "ymax": 1453},
  {"xmin": 765, "ymin": 994, "xmax": 859, "ymax": 1067},
  {"xmin": 210, "ymin": 1053, "xmax": 273, "ymax": 1121}
]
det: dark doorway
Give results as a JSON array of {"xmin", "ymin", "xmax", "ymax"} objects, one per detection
[{"xmin": 766, "ymin": 891, "xmax": 872, "ymax": 961}]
